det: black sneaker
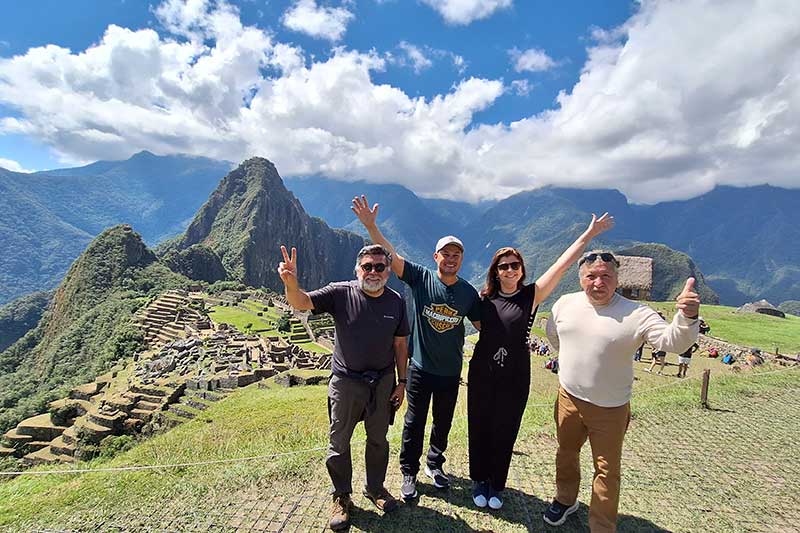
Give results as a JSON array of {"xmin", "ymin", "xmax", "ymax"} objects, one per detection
[
  {"xmin": 543, "ymin": 499, "xmax": 579, "ymax": 526},
  {"xmin": 400, "ymin": 474, "xmax": 418, "ymax": 500},
  {"xmin": 424, "ymin": 465, "xmax": 450, "ymax": 489}
]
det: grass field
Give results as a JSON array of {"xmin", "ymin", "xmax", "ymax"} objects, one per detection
[
  {"xmin": 648, "ymin": 301, "xmax": 800, "ymax": 353},
  {"xmin": 2, "ymin": 351, "xmax": 797, "ymax": 532},
  {"xmin": 2, "ymin": 299, "xmax": 799, "ymax": 531},
  {"xmin": 207, "ymin": 304, "xmax": 331, "ymax": 354}
]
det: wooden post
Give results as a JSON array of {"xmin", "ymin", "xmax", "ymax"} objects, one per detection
[{"xmin": 701, "ymin": 369, "xmax": 711, "ymax": 409}]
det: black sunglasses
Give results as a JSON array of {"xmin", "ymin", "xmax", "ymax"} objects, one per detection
[
  {"xmin": 497, "ymin": 261, "xmax": 522, "ymax": 271},
  {"xmin": 360, "ymin": 262, "xmax": 387, "ymax": 273},
  {"xmin": 579, "ymin": 252, "xmax": 619, "ymax": 267}
]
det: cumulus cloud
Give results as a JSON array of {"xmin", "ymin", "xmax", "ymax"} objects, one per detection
[
  {"xmin": 0, "ymin": 0, "xmax": 798, "ymax": 203},
  {"xmin": 282, "ymin": 0, "xmax": 354, "ymax": 42},
  {"xmin": 509, "ymin": 47, "xmax": 557, "ymax": 72},
  {"xmin": 397, "ymin": 41, "xmax": 433, "ymax": 74},
  {"xmin": 0, "ymin": 157, "xmax": 33, "ymax": 173},
  {"xmin": 510, "ymin": 79, "xmax": 532, "ymax": 96},
  {"xmin": 421, "ymin": 0, "xmax": 512, "ymax": 25}
]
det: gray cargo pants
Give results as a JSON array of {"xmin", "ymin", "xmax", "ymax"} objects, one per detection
[{"xmin": 327, "ymin": 372, "xmax": 394, "ymax": 495}]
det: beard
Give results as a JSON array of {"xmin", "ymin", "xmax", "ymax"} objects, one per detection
[{"xmin": 359, "ymin": 277, "xmax": 387, "ymax": 293}]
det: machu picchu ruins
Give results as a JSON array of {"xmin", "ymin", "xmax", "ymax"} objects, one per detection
[{"xmin": 1, "ymin": 288, "xmax": 336, "ymax": 466}]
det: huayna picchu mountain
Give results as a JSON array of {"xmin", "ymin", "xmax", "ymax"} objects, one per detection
[
  {"xmin": 165, "ymin": 157, "xmax": 366, "ymax": 291},
  {"xmin": 0, "ymin": 225, "xmax": 190, "ymax": 432}
]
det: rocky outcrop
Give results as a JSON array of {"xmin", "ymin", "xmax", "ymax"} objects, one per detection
[
  {"xmin": 172, "ymin": 158, "xmax": 365, "ymax": 292},
  {"xmin": 161, "ymin": 244, "xmax": 227, "ymax": 283}
]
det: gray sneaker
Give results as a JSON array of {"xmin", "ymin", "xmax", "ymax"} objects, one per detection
[
  {"xmin": 400, "ymin": 474, "xmax": 418, "ymax": 500},
  {"xmin": 424, "ymin": 465, "xmax": 450, "ymax": 489}
]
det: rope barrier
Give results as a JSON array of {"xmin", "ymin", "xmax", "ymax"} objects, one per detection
[{"xmin": 2, "ymin": 364, "xmax": 796, "ymax": 477}]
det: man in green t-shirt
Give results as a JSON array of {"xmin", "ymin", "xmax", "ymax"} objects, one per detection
[{"xmin": 352, "ymin": 195, "xmax": 481, "ymax": 500}]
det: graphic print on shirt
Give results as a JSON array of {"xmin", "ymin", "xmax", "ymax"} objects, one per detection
[
  {"xmin": 422, "ymin": 303, "xmax": 463, "ymax": 333},
  {"xmin": 493, "ymin": 347, "xmax": 508, "ymax": 367}
]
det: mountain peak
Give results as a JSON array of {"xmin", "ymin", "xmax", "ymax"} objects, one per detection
[{"xmin": 173, "ymin": 159, "xmax": 364, "ymax": 290}]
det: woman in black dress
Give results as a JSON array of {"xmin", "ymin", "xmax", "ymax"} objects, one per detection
[{"xmin": 468, "ymin": 213, "xmax": 614, "ymax": 510}]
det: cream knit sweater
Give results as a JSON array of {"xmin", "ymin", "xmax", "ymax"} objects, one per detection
[{"xmin": 546, "ymin": 292, "xmax": 699, "ymax": 407}]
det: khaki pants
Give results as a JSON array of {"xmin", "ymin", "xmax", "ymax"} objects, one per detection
[{"xmin": 554, "ymin": 386, "xmax": 630, "ymax": 533}]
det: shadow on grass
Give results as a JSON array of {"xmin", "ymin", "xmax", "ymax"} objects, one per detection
[{"xmin": 348, "ymin": 474, "xmax": 672, "ymax": 532}]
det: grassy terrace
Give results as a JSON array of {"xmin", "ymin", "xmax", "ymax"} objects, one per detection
[{"xmin": 206, "ymin": 301, "xmax": 331, "ymax": 354}]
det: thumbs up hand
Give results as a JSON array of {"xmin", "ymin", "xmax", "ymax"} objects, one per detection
[{"xmin": 676, "ymin": 277, "xmax": 700, "ymax": 319}]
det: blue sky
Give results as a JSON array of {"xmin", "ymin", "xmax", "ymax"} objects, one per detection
[{"xmin": 0, "ymin": 0, "xmax": 797, "ymax": 202}]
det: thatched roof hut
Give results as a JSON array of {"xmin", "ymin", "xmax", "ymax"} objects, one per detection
[
  {"xmin": 616, "ymin": 256, "xmax": 653, "ymax": 301},
  {"xmin": 737, "ymin": 299, "xmax": 785, "ymax": 318}
]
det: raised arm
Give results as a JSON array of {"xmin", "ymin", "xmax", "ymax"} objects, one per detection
[
  {"xmin": 351, "ymin": 195, "xmax": 405, "ymax": 277},
  {"xmin": 533, "ymin": 213, "xmax": 614, "ymax": 306},
  {"xmin": 278, "ymin": 245, "xmax": 314, "ymax": 311}
]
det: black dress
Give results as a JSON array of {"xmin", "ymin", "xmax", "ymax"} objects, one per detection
[{"xmin": 468, "ymin": 283, "xmax": 537, "ymax": 491}]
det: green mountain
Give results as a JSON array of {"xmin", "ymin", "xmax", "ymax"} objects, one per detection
[
  {"xmin": 0, "ymin": 225, "xmax": 189, "ymax": 432},
  {"xmin": 168, "ymin": 158, "xmax": 366, "ymax": 291},
  {"xmin": 0, "ymin": 291, "xmax": 52, "ymax": 352},
  {"xmin": 0, "ymin": 152, "xmax": 230, "ymax": 304},
  {"xmin": 615, "ymin": 243, "xmax": 718, "ymax": 303}
]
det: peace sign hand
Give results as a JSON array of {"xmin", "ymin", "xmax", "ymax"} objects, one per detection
[{"xmin": 278, "ymin": 245, "xmax": 298, "ymax": 288}]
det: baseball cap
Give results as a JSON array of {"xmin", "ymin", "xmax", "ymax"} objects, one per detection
[{"xmin": 435, "ymin": 235, "xmax": 464, "ymax": 253}]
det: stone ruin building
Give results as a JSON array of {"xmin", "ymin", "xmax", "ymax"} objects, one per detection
[{"xmin": 1, "ymin": 289, "xmax": 334, "ymax": 465}]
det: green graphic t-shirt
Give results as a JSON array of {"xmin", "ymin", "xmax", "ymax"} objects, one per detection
[{"xmin": 400, "ymin": 260, "xmax": 481, "ymax": 376}]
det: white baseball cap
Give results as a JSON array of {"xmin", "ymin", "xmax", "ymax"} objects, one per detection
[{"xmin": 435, "ymin": 235, "xmax": 464, "ymax": 252}]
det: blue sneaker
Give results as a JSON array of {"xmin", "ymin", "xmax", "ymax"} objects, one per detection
[
  {"xmin": 472, "ymin": 481, "xmax": 488, "ymax": 508},
  {"xmin": 543, "ymin": 499, "xmax": 579, "ymax": 526},
  {"xmin": 488, "ymin": 486, "xmax": 503, "ymax": 510}
]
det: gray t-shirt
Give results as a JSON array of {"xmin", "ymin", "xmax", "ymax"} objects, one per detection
[
  {"xmin": 400, "ymin": 261, "xmax": 481, "ymax": 376},
  {"xmin": 309, "ymin": 281, "xmax": 410, "ymax": 374}
]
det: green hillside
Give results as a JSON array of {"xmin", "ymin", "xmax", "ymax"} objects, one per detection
[{"xmin": 0, "ymin": 225, "xmax": 190, "ymax": 432}]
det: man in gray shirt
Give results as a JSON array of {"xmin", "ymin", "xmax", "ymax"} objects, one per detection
[{"xmin": 279, "ymin": 244, "xmax": 410, "ymax": 531}]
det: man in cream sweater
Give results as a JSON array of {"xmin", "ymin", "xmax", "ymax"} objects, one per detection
[{"xmin": 544, "ymin": 251, "xmax": 700, "ymax": 532}]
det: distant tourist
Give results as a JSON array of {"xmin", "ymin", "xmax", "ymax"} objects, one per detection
[
  {"xmin": 677, "ymin": 343, "xmax": 699, "ymax": 377},
  {"xmin": 352, "ymin": 196, "xmax": 481, "ymax": 501},
  {"xmin": 699, "ymin": 318, "xmax": 711, "ymax": 335},
  {"xmin": 277, "ymin": 244, "xmax": 410, "ymax": 531},
  {"xmin": 544, "ymin": 252, "xmax": 700, "ymax": 531},
  {"xmin": 469, "ymin": 213, "xmax": 614, "ymax": 510},
  {"xmin": 633, "ymin": 342, "xmax": 645, "ymax": 362},
  {"xmin": 644, "ymin": 350, "xmax": 668, "ymax": 375}
]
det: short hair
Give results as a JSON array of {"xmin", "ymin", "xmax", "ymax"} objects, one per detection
[
  {"xmin": 354, "ymin": 244, "xmax": 392, "ymax": 275},
  {"xmin": 578, "ymin": 249, "xmax": 619, "ymax": 272}
]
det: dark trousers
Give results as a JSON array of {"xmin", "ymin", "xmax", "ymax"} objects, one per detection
[
  {"xmin": 327, "ymin": 372, "xmax": 394, "ymax": 495},
  {"xmin": 467, "ymin": 361, "xmax": 529, "ymax": 491},
  {"xmin": 399, "ymin": 364, "xmax": 460, "ymax": 476}
]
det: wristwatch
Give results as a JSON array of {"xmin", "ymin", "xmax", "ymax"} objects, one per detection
[{"xmin": 398, "ymin": 378, "xmax": 408, "ymax": 384}]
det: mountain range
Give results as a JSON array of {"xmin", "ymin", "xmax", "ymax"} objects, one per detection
[{"xmin": 1, "ymin": 152, "xmax": 798, "ymax": 308}]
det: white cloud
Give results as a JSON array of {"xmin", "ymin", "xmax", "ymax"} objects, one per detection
[
  {"xmin": 0, "ymin": 0, "xmax": 798, "ymax": 204},
  {"xmin": 510, "ymin": 79, "xmax": 531, "ymax": 96},
  {"xmin": 421, "ymin": 0, "xmax": 512, "ymax": 25},
  {"xmin": 0, "ymin": 157, "xmax": 33, "ymax": 173},
  {"xmin": 510, "ymin": 47, "xmax": 557, "ymax": 72},
  {"xmin": 397, "ymin": 41, "xmax": 433, "ymax": 74},
  {"xmin": 282, "ymin": 0, "xmax": 354, "ymax": 42}
]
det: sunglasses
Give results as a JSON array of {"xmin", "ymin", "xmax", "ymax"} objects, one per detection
[
  {"xmin": 360, "ymin": 262, "xmax": 387, "ymax": 273},
  {"xmin": 578, "ymin": 252, "xmax": 619, "ymax": 267},
  {"xmin": 497, "ymin": 261, "xmax": 522, "ymax": 271}
]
